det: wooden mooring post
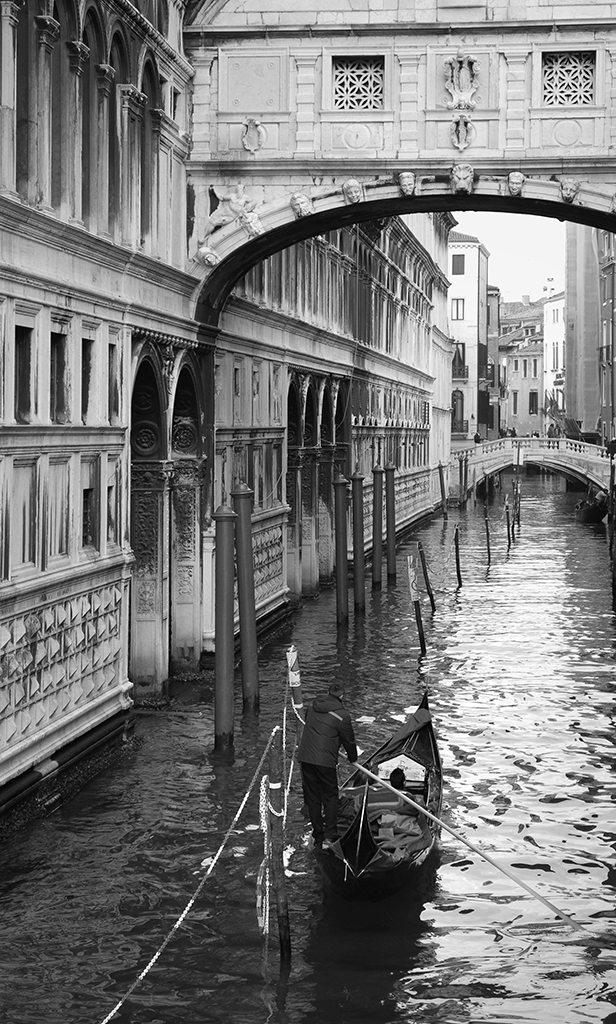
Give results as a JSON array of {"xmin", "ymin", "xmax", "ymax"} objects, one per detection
[
  {"xmin": 286, "ymin": 645, "xmax": 304, "ymax": 745},
  {"xmin": 484, "ymin": 504, "xmax": 491, "ymax": 564},
  {"xmin": 505, "ymin": 498, "xmax": 512, "ymax": 549},
  {"xmin": 269, "ymin": 727, "xmax": 291, "ymax": 963},
  {"xmin": 407, "ymin": 555, "xmax": 426, "ymax": 655},
  {"xmin": 417, "ymin": 540, "xmax": 436, "ymax": 613},
  {"xmin": 454, "ymin": 524, "xmax": 462, "ymax": 587}
]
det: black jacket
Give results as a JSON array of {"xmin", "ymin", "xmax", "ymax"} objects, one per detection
[{"xmin": 298, "ymin": 694, "xmax": 358, "ymax": 768}]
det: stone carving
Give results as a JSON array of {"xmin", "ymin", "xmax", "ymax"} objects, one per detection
[
  {"xmin": 560, "ymin": 177, "xmax": 580, "ymax": 204},
  {"xmin": 162, "ymin": 343, "xmax": 176, "ymax": 395},
  {"xmin": 398, "ymin": 172, "xmax": 416, "ymax": 196},
  {"xmin": 450, "ymin": 113, "xmax": 474, "ymax": 151},
  {"xmin": 507, "ymin": 171, "xmax": 526, "ymax": 197},
  {"xmin": 450, "ymin": 163, "xmax": 475, "ymax": 194},
  {"xmin": 200, "ymin": 183, "xmax": 261, "ymax": 239},
  {"xmin": 194, "ymin": 243, "xmax": 220, "ymax": 267},
  {"xmin": 342, "ymin": 178, "xmax": 364, "ymax": 203},
  {"xmin": 239, "ymin": 207, "xmax": 264, "ymax": 238},
  {"xmin": 241, "ymin": 118, "xmax": 266, "ymax": 153},
  {"xmin": 290, "ymin": 192, "xmax": 314, "ymax": 218},
  {"xmin": 444, "ymin": 51, "xmax": 480, "ymax": 110}
]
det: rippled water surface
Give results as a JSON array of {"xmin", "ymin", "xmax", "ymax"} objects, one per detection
[{"xmin": 2, "ymin": 471, "xmax": 616, "ymax": 1024}]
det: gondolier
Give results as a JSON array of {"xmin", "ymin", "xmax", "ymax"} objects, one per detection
[{"xmin": 298, "ymin": 682, "xmax": 358, "ymax": 850}]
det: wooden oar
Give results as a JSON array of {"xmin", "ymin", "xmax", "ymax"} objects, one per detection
[{"xmin": 351, "ymin": 762, "xmax": 584, "ymax": 931}]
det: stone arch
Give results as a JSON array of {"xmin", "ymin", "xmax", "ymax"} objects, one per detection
[
  {"xmin": 192, "ymin": 173, "xmax": 616, "ymax": 328},
  {"xmin": 171, "ymin": 363, "xmax": 201, "ymax": 458},
  {"xmin": 321, "ymin": 384, "xmax": 334, "ymax": 446},
  {"xmin": 131, "ymin": 355, "xmax": 166, "ymax": 461},
  {"xmin": 287, "ymin": 376, "xmax": 301, "ymax": 448},
  {"xmin": 452, "ymin": 388, "xmax": 465, "ymax": 434}
]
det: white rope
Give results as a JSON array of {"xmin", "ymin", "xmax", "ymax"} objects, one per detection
[{"xmin": 97, "ymin": 727, "xmax": 279, "ymax": 1024}]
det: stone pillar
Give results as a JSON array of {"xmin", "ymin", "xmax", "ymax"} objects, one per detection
[
  {"xmin": 34, "ymin": 14, "xmax": 59, "ymax": 210},
  {"xmin": 397, "ymin": 50, "xmax": 422, "ymax": 153},
  {"xmin": 94, "ymin": 63, "xmax": 114, "ymax": 236},
  {"xmin": 0, "ymin": 0, "xmax": 22, "ymax": 196},
  {"xmin": 294, "ymin": 51, "xmax": 319, "ymax": 153},
  {"xmin": 130, "ymin": 463, "xmax": 172, "ymax": 693},
  {"xmin": 286, "ymin": 449, "xmax": 302, "ymax": 600},
  {"xmin": 66, "ymin": 40, "xmax": 89, "ymax": 224},
  {"xmin": 503, "ymin": 50, "xmax": 528, "ymax": 151},
  {"xmin": 119, "ymin": 84, "xmax": 145, "ymax": 247},
  {"xmin": 170, "ymin": 460, "xmax": 203, "ymax": 673},
  {"xmin": 318, "ymin": 447, "xmax": 336, "ymax": 584},
  {"xmin": 301, "ymin": 449, "xmax": 319, "ymax": 596}
]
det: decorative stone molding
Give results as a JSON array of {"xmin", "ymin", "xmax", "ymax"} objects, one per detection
[
  {"xmin": 66, "ymin": 40, "xmax": 89, "ymax": 76},
  {"xmin": 290, "ymin": 192, "xmax": 314, "ymax": 218},
  {"xmin": 450, "ymin": 163, "xmax": 475, "ymax": 194},
  {"xmin": 34, "ymin": 14, "xmax": 59, "ymax": 52},
  {"xmin": 95, "ymin": 63, "xmax": 115, "ymax": 97},
  {"xmin": 507, "ymin": 170, "xmax": 526, "ymax": 196},
  {"xmin": 398, "ymin": 172, "xmax": 416, "ymax": 196},
  {"xmin": 342, "ymin": 178, "xmax": 363, "ymax": 203},
  {"xmin": 450, "ymin": 112, "xmax": 474, "ymax": 151},
  {"xmin": 560, "ymin": 177, "xmax": 580, "ymax": 204},
  {"xmin": 444, "ymin": 51, "xmax": 480, "ymax": 110},
  {"xmin": 241, "ymin": 118, "xmax": 266, "ymax": 153}
]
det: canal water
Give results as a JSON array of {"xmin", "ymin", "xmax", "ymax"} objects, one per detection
[{"xmin": 2, "ymin": 470, "xmax": 616, "ymax": 1024}]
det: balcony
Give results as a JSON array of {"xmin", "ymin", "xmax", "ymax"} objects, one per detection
[{"xmin": 452, "ymin": 364, "xmax": 469, "ymax": 380}]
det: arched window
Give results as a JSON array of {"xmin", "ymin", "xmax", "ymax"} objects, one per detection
[
  {"xmin": 81, "ymin": 13, "xmax": 101, "ymax": 230},
  {"xmin": 15, "ymin": 5, "xmax": 31, "ymax": 200},
  {"xmin": 51, "ymin": 3, "xmax": 69, "ymax": 214},
  {"xmin": 140, "ymin": 59, "xmax": 160, "ymax": 253},
  {"xmin": 108, "ymin": 33, "xmax": 128, "ymax": 241}
]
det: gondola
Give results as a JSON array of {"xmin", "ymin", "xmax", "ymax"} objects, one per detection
[
  {"xmin": 316, "ymin": 693, "xmax": 442, "ymax": 901},
  {"xmin": 574, "ymin": 491, "xmax": 608, "ymax": 524}
]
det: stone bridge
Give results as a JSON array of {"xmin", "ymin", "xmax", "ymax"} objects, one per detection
[
  {"xmin": 184, "ymin": 2, "xmax": 616, "ymax": 326},
  {"xmin": 452, "ymin": 438, "xmax": 613, "ymax": 500}
]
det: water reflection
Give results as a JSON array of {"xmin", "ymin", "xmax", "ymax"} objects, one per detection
[{"xmin": 1, "ymin": 471, "xmax": 616, "ymax": 1024}]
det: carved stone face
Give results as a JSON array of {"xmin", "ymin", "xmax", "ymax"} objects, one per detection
[
  {"xmin": 451, "ymin": 163, "xmax": 474, "ymax": 193},
  {"xmin": 398, "ymin": 172, "xmax": 416, "ymax": 196},
  {"xmin": 290, "ymin": 192, "xmax": 313, "ymax": 218},
  {"xmin": 343, "ymin": 178, "xmax": 363, "ymax": 203},
  {"xmin": 508, "ymin": 171, "xmax": 525, "ymax": 197},
  {"xmin": 560, "ymin": 177, "xmax": 580, "ymax": 203},
  {"xmin": 195, "ymin": 243, "xmax": 220, "ymax": 267}
]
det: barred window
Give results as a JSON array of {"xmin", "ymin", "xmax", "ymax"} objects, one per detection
[
  {"xmin": 542, "ymin": 52, "xmax": 595, "ymax": 106},
  {"xmin": 333, "ymin": 57, "xmax": 385, "ymax": 110}
]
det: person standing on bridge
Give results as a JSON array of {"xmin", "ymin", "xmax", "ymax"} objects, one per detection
[
  {"xmin": 298, "ymin": 681, "xmax": 358, "ymax": 850},
  {"xmin": 474, "ymin": 431, "xmax": 482, "ymax": 444}
]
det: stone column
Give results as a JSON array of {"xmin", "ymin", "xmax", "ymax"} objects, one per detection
[
  {"xmin": 0, "ymin": 0, "xmax": 22, "ymax": 196},
  {"xmin": 286, "ymin": 448, "xmax": 302, "ymax": 599},
  {"xmin": 503, "ymin": 50, "xmax": 528, "ymax": 151},
  {"xmin": 396, "ymin": 50, "xmax": 422, "ymax": 153},
  {"xmin": 66, "ymin": 40, "xmax": 89, "ymax": 224},
  {"xmin": 294, "ymin": 51, "xmax": 319, "ymax": 153},
  {"xmin": 119, "ymin": 84, "xmax": 145, "ymax": 247},
  {"xmin": 34, "ymin": 14, "xmax": 59, "ymax": 209},
  {"xmin": 94, "ymin": 63, "xmax": 114, "ymax": 236},
  {"xmin": 170, "ymin": 460, "xmax": 203, "ymax": 673}
]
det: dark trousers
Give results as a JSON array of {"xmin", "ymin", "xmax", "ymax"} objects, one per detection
[{"xmin": 300, "ymin": 762, "xmax": 339, "ymax": 842}]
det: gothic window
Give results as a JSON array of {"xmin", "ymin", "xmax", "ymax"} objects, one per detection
[
  {"xmin": 82, "ymin": 14, "xmax": 102, "ymax": 231},
  {"xmin": 332, "ymin": 56, "xmax": 385, "ymax": 110},
  {"xmin": 542, "ymin": 52, "xmax": 595, "ymax": 106},
  {"xmin": 51, "ymin": 3, "xmax": 69, "ymax": 213},
  {"xmin": 141, "ymin": 60, "xmax": 160, "ymax": 253},
  {"xmin": 108, "ymin": 34, "xmax": 128, "ymax": 241}
]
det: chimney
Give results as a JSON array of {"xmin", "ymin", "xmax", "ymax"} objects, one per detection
[{"xmin": 522, "ymin": 294, "xmax": 530, "ymax": 305}]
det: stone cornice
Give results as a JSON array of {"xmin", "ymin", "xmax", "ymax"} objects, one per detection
[
  {"xmin": 187, "ymin": 156, "xmax": 616, "ymax": 178},
  {"xmin": 107, "ymin": 0, "xmax": 194, "ymax": 80},
  {"xmin": 184, "ymin": 19, "xmax": 616, "ymax": 44}
]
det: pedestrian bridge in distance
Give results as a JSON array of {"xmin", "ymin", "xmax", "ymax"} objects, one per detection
[{"xmin": 453, "ymin": 438, "xmax": 612, "ymax": 500}]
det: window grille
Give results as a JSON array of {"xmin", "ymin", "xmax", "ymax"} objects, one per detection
[
  {"xmin": 542, "ymin": 52, "xmax": 595, "ymax": 106},
  {"xmin": 333, "ymin": 57, "xmax": 385, "ymax": 110}
]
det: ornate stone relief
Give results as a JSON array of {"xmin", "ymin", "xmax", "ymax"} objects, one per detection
[
  {"xmin": 450, "ymin": 163, "xmax": 475, "ymax": 194},
  {"xmin": 507, "ymin": 171, "xmax": 526, "ymax": 197},
  {"xmin": 560, "ymin": 177, "xmax": 580, "ymax": 204},
  {"xmin": 290, "ymin": 192, "xmax": 314, "ymax": 218},
  {"xmin": 342, "ymin": 178, "xmax": 364, "ymax": 203},
  {"xmin": 398, "ymin": 172, "xmax": 416, "ymax": 196},
  {"xmin": 444, "ymin": 51, "xmax": 480, "ymax": 110},
  {"xmin": 241, "ymin": 118, "xmax": 266, "ymax": 153},
  {"xmin": 450, "ymin": 113, "xmax": 475, "ymax": 151},
  {"xmin": 200, "ymin": 183, "xmax": 263, "ymax": 240}
]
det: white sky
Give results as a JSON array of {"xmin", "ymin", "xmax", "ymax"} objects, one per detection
[{"xmin": 453, "ymin": 211, "xmax": 566, "ymax": 304}]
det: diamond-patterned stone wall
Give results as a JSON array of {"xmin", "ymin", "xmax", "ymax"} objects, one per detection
[{"xmin": 0, "ymin": 584, "xmax": 125, "ymax": 751}]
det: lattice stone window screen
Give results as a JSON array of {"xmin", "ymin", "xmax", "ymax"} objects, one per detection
[
  {"xmin": 333, "ymin": 57, "xmax": 385, "ymax": 110},
  {"xmin": 542, "ymin": 52, "xmax": 595, "ymax": 106}
]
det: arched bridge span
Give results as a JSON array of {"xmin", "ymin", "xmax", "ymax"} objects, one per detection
[{"xmin": 454, "ymin": 438, "xmax": 612, "ymax": 498}]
